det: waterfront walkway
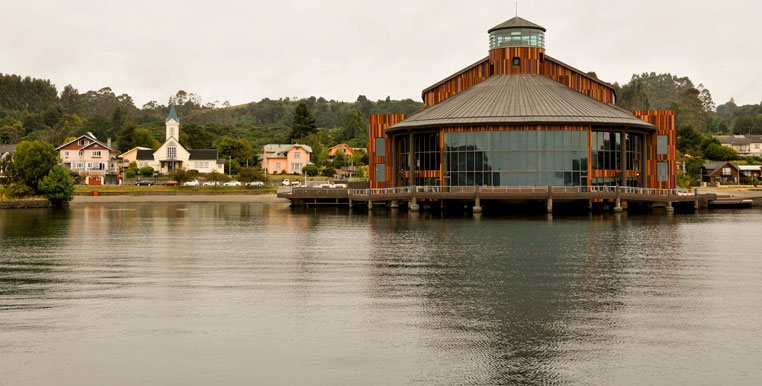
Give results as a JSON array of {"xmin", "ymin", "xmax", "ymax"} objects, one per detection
[{"xmin": 278, "ymin": 186, "xmax": 718, "ymax": 213}]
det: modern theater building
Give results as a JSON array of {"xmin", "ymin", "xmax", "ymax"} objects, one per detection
[{"xmin": 369, "ymin": 16, "xmax": 676, "ymax": 191}]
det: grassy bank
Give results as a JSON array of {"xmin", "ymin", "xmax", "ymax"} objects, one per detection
[{"xmin": 74, "ymin": 185, "xmax": 277, "ymax": 195}]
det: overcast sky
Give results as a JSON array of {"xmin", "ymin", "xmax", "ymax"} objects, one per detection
[{"xmin": 1, "ymin": 0, "xmax": 760, "ymax": 108}]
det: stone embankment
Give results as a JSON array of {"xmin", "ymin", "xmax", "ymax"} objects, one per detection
[{"xmin": 0, "ymin": 198, "xmax": 51, "ymax": 209}]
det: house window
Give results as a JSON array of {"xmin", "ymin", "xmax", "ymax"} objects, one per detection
[
  {"xmin": 92, "ymin": 150, "xmax": 101, "ymax": 157},
  {"xmin": 64, "ymin": 151, "xmax": 69, "ymax": 158},
  {"xmin": 167, "ymin": 143, "xmax": 177, "ymax": 159},
  {"xmin": 292, "ymin": 163, "xmax": 303, "ymax": 172},
  {"xmin": 722, "ymin": 167, "xmax": 732, "ymax": 176},
  {"xmin": 294, "ymin": 152, "xmax": 301, "ymax": 159},
  {"xmin": 78, "ymin": 140, "xmax": 85, "ymax": 146},
  {"xmin": 76, "ymin": 162, "xmax": 84, "ymax": 169},
  {"xmin": 86, "ymin": 162, "xmax": 93, "ymax": 169},
  {"xmin": 79, "ymin": 150, "xmax": 84, "ymax": 156},
  {"xmin": 512, "ymin": 57, "xmax": 521, "ymax": 67},
  {"xmin": 275, "ymin": 162, "xmax": 281, "ymax": 170}
]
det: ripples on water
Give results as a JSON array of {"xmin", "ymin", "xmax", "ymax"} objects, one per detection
[{"xmin": 1, "ymin": 204, "xmax": 761, "ymax": 385}]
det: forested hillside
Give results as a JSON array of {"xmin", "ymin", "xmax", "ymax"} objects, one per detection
[
  {"xmin": 2, "ymin": 71, "xmax": 761, "ymax": 166},
  {"xmin": 0, "ymin": 73, "xmax": 422, "ymax": 167}
]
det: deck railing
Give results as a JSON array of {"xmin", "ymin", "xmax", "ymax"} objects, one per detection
[{"xmin": 296, "ymin": 186, "xmax": 698, "ymax": 198}]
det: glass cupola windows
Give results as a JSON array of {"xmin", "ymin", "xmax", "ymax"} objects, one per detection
[{"xmin": 489, "ymin": 28, "xmax": 545, "ymax": 49}]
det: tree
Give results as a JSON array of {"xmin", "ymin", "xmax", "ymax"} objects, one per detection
[
  {"xmin": 38, "ymin": 165, "xmax": 74, "ymax": 206},
  {"xmin": 125, "ymin": 161, "xmax": 139, "ymax": 178},
  {"xmin": 13, "ymin": 140, "xmax": 58, "ymax": 193},
  {"xmin": 132, "ymin": 128, "xmax": 160, "ymax": 149},
  {"xmin": 289, "ymin": 101, "xmax": 317, "ymax": 141},
  {"xmin": 703, "ymin": 143, "xmax": 739, "ymax": 161},
  {"xmin": 115, "ymin": 125, "xmax": 136, "ymax": 152},
  {"xmin": 139, "ymin": 166, "xmax": 154, "ymax": 177},
  {"xmin": 170, "ymin": 168, "xmax": 193, "ymax": 184},
  {"xmin": 302, "ymin": 165, "xmax": 319, "ymax": 176},
  {"xmin": 321, "ymin": 167, "xmax": 336, "ymax": 177},
  {"xmin": 685, "ymin": 158, "xmax": 705, "ymax": 179},
  {"xmin": 333, "ymin": 151, "xmax": 347, "ymax": 168},
  {"xmin": 216, "ymin": 136, "xmax": 254, "ymax": 173},
  {"xmin": 339, "ymin": 110, "xmax": 366, "ymax": 145},
  {"xmin": 182, "ymin": 123, "xmax": 213, "ymax": 149}
]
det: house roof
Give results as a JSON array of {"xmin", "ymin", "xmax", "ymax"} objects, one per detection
[
  {"xmin": 488, "ymin": 16, "xmax": 546, "ymax": 33},
  {"xmin": 136, "ymin": 149, "xmax": 155, "ymax": 160},
  {"xmin": 188, "ymin": 149, "xmax": 218, "ymax": 160},
  {"xmin": 55, "ymin": 134, "xmax": 113, "ymax": 151},
  {"xmin": 263, "ymin": 144, "xmax": 313, "ymax": 156},
  {"xmin": 703, "ymin": 162, "xmax": 739, "ymax": 176},
  {"xmin": 738, "ymin": 165, "xmax": 762, "ymax": 171},
  {"xmin": 389, "ymin": 74, "xmax": 655, "ymax": 132},
  {"xmin": 716, "ymin": 135, "xmax": 762, "ymax": 145},
  {"xmin": 166, "ymin": 105, "xmax": 179, "ymax": 123}
]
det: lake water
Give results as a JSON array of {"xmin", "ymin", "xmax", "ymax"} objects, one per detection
[{"xmin": 1, "ymin": 203, "xmax": 761, "ymax": 385}]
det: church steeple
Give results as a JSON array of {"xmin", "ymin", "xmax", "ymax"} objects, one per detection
[{"xmin": 165, "ymin": 105, "xmax": 180, "ymax": 141}]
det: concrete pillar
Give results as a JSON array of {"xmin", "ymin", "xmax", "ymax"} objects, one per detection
[
  {"xmin": 693, "ymin": 188, "xmax": 700, "ymax": 211},
  {"xmin": 546, "ymin": 197, "xmax": 553, "ymax": 213},
  {"xmin": 473, "ymin": 185, "xmax": 482, "ymax": 213},
  {"xmin": 665, "ymin": 201, "xmax": 674, "ymax": 213},
  {"xmin": 390, "ymin": 200, "xmax": 399, "ymax": 208},
  {"xmin": 410, "ymin": 199, "xmax": 420, "ymax": 212},
  {"xmin": 368, "ymin": 200, "xmax": 373, "ymax": 210},
  {"xmin": 613, "ymin": 186, "xmax": 623, "ymax": 212},
  {"xmin": 348, "ymin": 199, "xmax": 353, "ymax": 209},
  {"xmin": 588, "ymin": 200, "xmax": 593, "ymax": 212}
]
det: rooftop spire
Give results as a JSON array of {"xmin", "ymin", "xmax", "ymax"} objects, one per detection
[
  {"xmin": 488, "ymin": 16, "xmax": 546, "ymax": 33},
  {"xmin": 166, "ymin": 105, "xmax": 179, "ymax": 123}
]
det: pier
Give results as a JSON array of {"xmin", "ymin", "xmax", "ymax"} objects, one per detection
[{"xmin": 278, "ymin": 186, "xmax": 718, "ymax": 213}]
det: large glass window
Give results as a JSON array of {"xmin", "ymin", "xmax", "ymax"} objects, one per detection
[
  {"xmin": 489, "ymin": 28, "xmax": 545, "ymax": 49},
  {"xmin": 443, "ymin": 130, "xmax": 588, "ymax": 187},
  {"xmin": 657, "ymin": 162, "xmax": 669, "ymax": 182}
]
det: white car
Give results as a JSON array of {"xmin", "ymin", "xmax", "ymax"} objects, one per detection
[
  {"xmin": 281, "ymin": 179, "xmax": 291, "ymax": 186},
  {"xmin": 182, "ymin": 180, "xmax": 200, "ymax": 187},
  {"xmin": 202, "ymin": 181, "xmax": 220, "ymax": 187},
  {"xmin": 246, "ymin": 181, "xmax": 265, "ymax": 187},
  {"xmin": 223, "ymin": 180, "xmax": 242, "ymax": 187},
  {"xmin": 290, "ymin": 181, "xmax": 301, "ymax": 187}
]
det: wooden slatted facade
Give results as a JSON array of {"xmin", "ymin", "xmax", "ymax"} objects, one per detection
[
  {"xmin": 636, "ymin": 110, "xmax": 677, "ymax": 189},
  {"xmin": 369, "ymin": 114, "xmax": 406, "ymax": 189},
  {"xmin": 369, "ymin": 16, "xmax": 676, "ymax": 191},
  {"xmin": 423, "ymin": 59, "xmax": 489, "ymax": 107}
]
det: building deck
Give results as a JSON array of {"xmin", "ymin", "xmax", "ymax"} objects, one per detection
[{"xmin": 278, "ymin": 186, "xmax": 717, "ymax": 212}]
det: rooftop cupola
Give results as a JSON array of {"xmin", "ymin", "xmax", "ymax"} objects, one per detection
[{"xmin": 488, "ymin": 16, "xmax": 546, "ymax": 49}]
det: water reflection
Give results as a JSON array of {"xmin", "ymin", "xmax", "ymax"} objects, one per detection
[{"xmin": 1, "ymin": 205, "xmax": 761, "ymax": 385}]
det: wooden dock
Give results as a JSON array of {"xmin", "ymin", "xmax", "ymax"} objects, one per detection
[{"xmin": 278, "ymin": 186, "xmax": 718, "ymax": 213}]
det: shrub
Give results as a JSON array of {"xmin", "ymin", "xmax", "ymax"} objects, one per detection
[
  {"xmin": 302, "ymin": 165, "xmax": 319, "ymax": 177},
  {"xmin": 13, "ymin": 140, "xmax": 58, "ymax": 194},
  {"xmin": 170, "ymin": 168, "xmax": 193, "ymax": 184},
  {"xmin": 207, "ymin": 170, "xmax": 229, "ymax": 183},
  {"xmin": 126, "ymin": 162, "xmax": 139, "ymax": 178},
  {"xmin": 38, "ymin": 165, "xmax": 75, "ymax": 206},
  {"xmin": 5, "ymin": 183, "xmax": 35, "ymax": 198},
  {"xmin": 238, "ymin": 167, "xmax": 265, "ymax": 183},
  {"xmin": 321, "ymin": 167, "xmax": 336, "ymax": 177},
  {"xmin": 139, "ymin": 166, "xmax": 154, "ymax": 177}
]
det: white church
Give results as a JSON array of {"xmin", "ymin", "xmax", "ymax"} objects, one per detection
[{"xmin": 120, "ymin": 106, "xmax": 224, "ymax": 174}]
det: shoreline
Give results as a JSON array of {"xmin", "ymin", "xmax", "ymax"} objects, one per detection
[{"xmin": 71, "ymin": 193, "xmax": 289, "ymax": 204}]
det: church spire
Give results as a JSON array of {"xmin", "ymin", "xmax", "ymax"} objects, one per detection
[
  {"xmin": 166, "ymin": 105, "xmax": 179, "ymax": 123},
  {"xmin": 165, "ymin": 105, "xmax": 180, "ymax": 141}
]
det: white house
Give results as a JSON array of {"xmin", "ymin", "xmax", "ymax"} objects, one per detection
[{"xmin": 120, "ymin": 106, "xmax": 224, "ymax": 174}]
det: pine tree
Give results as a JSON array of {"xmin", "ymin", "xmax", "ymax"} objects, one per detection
[{"xmin": 289, "ymin": 102, "xmax": 317, "ymax": 142}]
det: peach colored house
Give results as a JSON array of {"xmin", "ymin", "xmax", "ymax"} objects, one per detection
[
  {"xmin": 56, "ymin": 133, "xmax": 119, "ymax": 185},
  {"xmin": 328, "ymin": 143, "xmax": 354, "ymax": 158},
  {"xmin": 262, "ymin": 144, "xmax": 313, "ymax": 174}
]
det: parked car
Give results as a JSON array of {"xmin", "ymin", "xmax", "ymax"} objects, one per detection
[
  {"xmin": 162, "ymin": 180, "xmax": 178, "ymax": 186},
  {"xmin": 135, "ymin": 180, "xmax": 153, "ymax": 186},
  {"xmin": 291, "ymin": 181, "xmax": 301, "ymax": 187},
  {"xmin": 182, "ymin": 180, "xmax": 200, "ymax": 187},
  {"xmin": 246, "ymin": 181, "xmax": 265, "ymax": 187},
  {"xmin": 202, "ymin": 181, "xmax": 220, "ymax": 187},
  {"xmin": 281, "ymin": 179, "xmax": 291, "ymax": 186},
  {"xmin": 223, "ymin": 180, "xmax": 242, "ymax": 187}
]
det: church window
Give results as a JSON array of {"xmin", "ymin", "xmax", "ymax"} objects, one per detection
[{"xmin": 167, "ymin": 142, "xmax": 177, "ymax": 159}]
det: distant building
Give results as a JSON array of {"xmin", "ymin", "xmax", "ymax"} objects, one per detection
[
  {"xmin": 701, "ymin": 162, "xmax": 740, "ymax": 185},
  {"xmin": 118, "ymin": 106, "xmax": 224, "ymax": 174},
  {"xmin": 56, "ymin": 133, "xmax": 119, "ymax": 185},
  {"xmin": 715, "ymin": 135, "xmax": 762, "ymax": 157},
  {"xmin": 738, "ymin": 165, "xmax": 762, "ymax": 179},
  {"xmin": 368, "ymin": 16, "xmax": 677, "ymax": 190},
  {"xmin": 261, "ymin": 144, "xmax": 313, "ymax": 174}
]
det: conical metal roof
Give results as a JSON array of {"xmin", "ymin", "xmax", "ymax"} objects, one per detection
[
  {"xmin": 166, "ymin": 105, "xmax": 179, "ymax": 123},
  {"xmin": 488, "ymin": 16, "xmax": 546, "ymax": 33},
  {"xmin": 388, "ymin": 75, "xmax": 655, "ymax": 132}
]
